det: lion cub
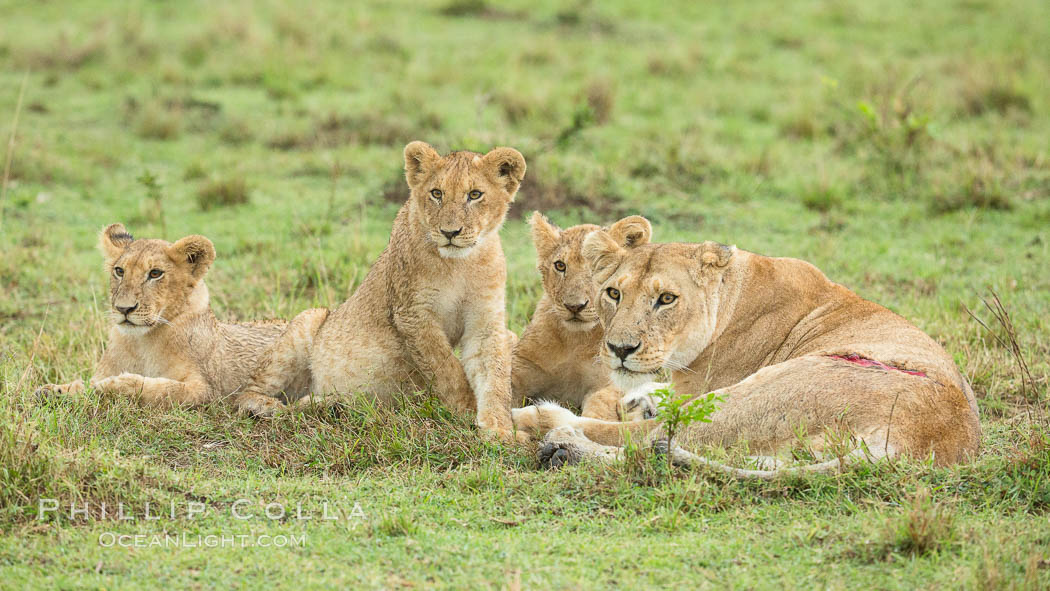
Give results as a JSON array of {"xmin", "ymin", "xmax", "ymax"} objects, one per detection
[
  {"xmin": 511, "ymin": 212, "xmax": 652, "ymax": 420},
  {"xmin": 235, "ymin": 141, "xmax": 526, "ymax": 439},
  {"xmin": 36, "ymin": 224, "xmax": 288, "ymax": 405}
]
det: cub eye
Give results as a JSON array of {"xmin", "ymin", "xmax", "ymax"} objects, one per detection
[
  {"xmin": 148, "ymin": 269, "xmax": 164, "ymax": 279},
  {"xmin": 606, "ymin": 287, "xmax": 620, "ymax": 301},
  {"xmin": 430, "ymin": 189, "xmax": 443, "ymax": 201},
  {"xmin": 553, "ymin": 261, "xmax": 566, "ymax": 272},
  {"xmin": 468, "ymin": 190, "xmax": 483, "ymax": 201},
  {"xmin": 657, "ymin": 292, "xmax": 677, "ymax": 306},
  {"xmin": 113, "ymin": 267, "xmax": 124, "ymax": 278}
]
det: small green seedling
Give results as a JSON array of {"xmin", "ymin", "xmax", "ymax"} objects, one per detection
[{"xmin": 654, "ymin": 386, "xmax": 724, "ymax": 471}]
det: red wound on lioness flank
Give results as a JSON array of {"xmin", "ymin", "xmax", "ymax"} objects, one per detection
[{"xmin": 828, "ymin": 354, "xmax": 927, "ymax": 377}]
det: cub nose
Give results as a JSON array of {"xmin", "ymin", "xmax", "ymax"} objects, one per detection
[
  {"xmin": 440, "ymin": 228, "xmax": 462, "ymax": 240},
  {"xmin": 607, "ymin": 341, "xmax": 640, "ymax": 361},
  {"xmin": 115, "ymin": 303, "xmax": 138, "ymax": 316},
  {"xmin": 564, "ymin": 301, "xmax": 588, "ymax": 314}
]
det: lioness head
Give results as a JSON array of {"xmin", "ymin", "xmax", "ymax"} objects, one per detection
[
  {"xmin": 99, "ymin": 224, "xmax": 215, "ymax": 335},
  {"xmin": 581, "ymin": 233, "xmax": 735, "ymax": 389},
  {"xmin": 529, "ymin": 212, "xmax": 652, "ymax": 330},
  {"xmin": 403, "ymin": 141, "xmax": 526, "ymax": 259}
]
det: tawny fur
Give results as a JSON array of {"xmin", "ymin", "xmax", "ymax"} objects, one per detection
[
  {"xmin": 234, "ymin": 141, "xmax": 526, "ymax": 440},
  {"xmin": 511, "ymin": 212, "xmax": 652, "ymax": 420},
  {"xmin": 514, "ymin": 233, "xmax": 982, "ymax": 469},
  {"xmin": 36, "ymin": 225, "xmax": 288, "ymax": 406}
]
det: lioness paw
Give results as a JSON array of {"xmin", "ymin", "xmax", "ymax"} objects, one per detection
[{"xmin": 537, "ymin": 426, "xmax": 587, "ymax": 469}]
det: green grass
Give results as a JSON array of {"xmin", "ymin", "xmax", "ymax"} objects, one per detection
[{"xmin": 1, "ymin": 0, "xmax": 1048, "ymax": 587}]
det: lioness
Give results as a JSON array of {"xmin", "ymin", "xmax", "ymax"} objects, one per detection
[
  {"xmin": 235, "ymin": 141, "xmax": 526, "ymax": 439},
  {"xmin": 513, "ymin": 231, "xmax": 982, "ymax": 475},
  {"xmin": 36, "ymin": 224, "xmax": 288, "ymax": 405},
  {"xmin": 512, "ymin": 212, "xmax": 653, "ymax": 420}
]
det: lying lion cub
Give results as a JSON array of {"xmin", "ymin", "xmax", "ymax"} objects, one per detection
[
  {"xmin": 514, "ymin": 231, "xmax": 982, "ymax": 474},
  {"xmin": 36, "ymin": 224, "xmax": 287, "ymax": 405},
  {"xmin": 512, "ymin": 212, "xmax": 653, "ymax": 420},
  {"xmin": 235, "ymin": 141, "xmax": 526, "ymax": 439}
]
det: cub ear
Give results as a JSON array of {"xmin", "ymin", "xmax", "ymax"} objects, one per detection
[
  {"xmin": 99, "ymin": 223, "xmax": 134, "ymax": 262},
  {"xmin": 528, "ymin": 211, "xmax": 560, "ymax": 259},
  {"xmin": 404, "ymin": 141, "xmax": 442, "ymax": 189},
  {"xmin": 480, "ymin": 147, "xmax": 526, "ymax": 198},
  {"xmin": 582, "ymin": 229, "xmax": 625, "ymax": 282},
  {"xmin": 167, "ymin": 235, "xmax": 216, "ymax": 280},
  {"xmin": 606, "ymin": 215, "xmax": 652, "ymax": 249}
]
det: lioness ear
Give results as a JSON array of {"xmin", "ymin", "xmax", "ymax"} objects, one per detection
[
  {"xmin": 404, "ymin": 141, "xmax": 441, "ymax": 189},
  {"xmin": 528, "ymin": 211, "xmax": 560, "ymax": 259},
  {"xmin": 480, "ymin": 147, "xmax": 526, "ymax": 198},
  {"xmin": 582, "ymin": 229, "xmax": 625, "ymax": 282},
  {"xmin": 99, "ymin": 223, "xmax": 134, "ymax": 262},
  {"xmin": 688, "ymin": 241, "xmax": 734, "ymax": 283},
  {"xmin": 606, "ymin": 215, "xmax": 652, "ymax": 249},
  {"xmin": 168, "ymin": 235, "xmax": 216, "ymax": 280}
]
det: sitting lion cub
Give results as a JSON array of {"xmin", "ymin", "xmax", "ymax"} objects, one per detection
[
  {"xmin": 512, "ymin": 212, "xmax": 653, "ymax": 420},
  {"xmin": 235, "ymin": 141, "xmax": 526, "ymax": 439},
  {"xmin": 515, "ymin": 231, "xmax": 982, "ymax": 473},
  {"xmin": 36, "ymin": 224, "xmax": 288, "ymax": 405}
]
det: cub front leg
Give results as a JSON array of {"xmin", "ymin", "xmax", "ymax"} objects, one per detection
[
  {"xmin": 394, "ymin": 305, "xmax": 475, "ymax": 415},
  {"xmin": 92, "ymin": 373, "xmax": 210, "ymax": 406},
  {"xmin": 36, "ymin": 348, "xmax": 122, "ymax": 399},
  {"xmin": 461, "ymin": 310, "xmax": 515, "ymax": 440},
  {"xmin": 35, "ymin": 379, "xmax": 86, "ymax": 398},
  {"xmin": 235, "ymin": 307, "xmax": 328, "ymax": 418},
  {"xmin": 581, "ymin": 385, "xmax": 627, "ymax": 421}
]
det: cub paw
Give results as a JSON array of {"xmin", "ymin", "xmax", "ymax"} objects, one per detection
[
  {"xmin": 34, "ymin": 379, "xmax": 85, "ymax": 400},
  {"xmin": 511, "ymin": 401, "xmax": 577, "ymax": 440},
  {"xmin": 619, "ymin": 381, "xmax": 669, "ymax": 421},
  {"xmin": 237, "ymin": 395, "xmax": 287, "ymax": 419}
]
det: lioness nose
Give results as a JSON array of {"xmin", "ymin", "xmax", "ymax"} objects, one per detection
[
  {"xmin": 564, "ymin": 301, "xmax": 588, "ymax": 314},
  {"xmin": 115, "ymin": 304, "xmax": 138, "ymax": 316},
  {"xmin": 441, "ymin": 228, "xmax": 462, "ymax": 240},
  {"xmin": 607, "ymin": 341, "xmax": 640, "ymax": 361}
]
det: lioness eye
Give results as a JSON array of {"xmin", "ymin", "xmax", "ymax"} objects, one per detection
[
  {"xmin": 468, "ymin": 190, "xmax": 483, "ymax": 201},
  {"xmin": 658, "ymin": 292, "xmax": 677, "ymax": 306},
  {"xmin": 606, "ymin": 287, "xmax": 620, "ymax": 301},
  {"xmin": 430, "ymin": 189, "xmax": 443, "ymax": 201},
  {"xmin": 553, "ymin": 261, "xmax": 566, "ymax": 272},
  {"xmin": 148, "ymin": 269, "xmax": 164, "ymax": 279},
  {"xmin": 114, "ymin": 267, "xmax": 124, "ymax": 278}
]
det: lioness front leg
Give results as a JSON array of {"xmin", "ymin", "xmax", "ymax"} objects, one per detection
[
  {"xmin": 92, "ymin": 373, "xmax": 209, "ymax": 406},
  {"xmin": 394, "ymin": 305, "xmax": 475, "ymax": 415},
  {"xmin": 235, "ymin": 308, "xmax": 329, "ymax": 418}
]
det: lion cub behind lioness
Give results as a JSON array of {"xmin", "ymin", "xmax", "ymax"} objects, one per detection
[
  {"xmin": 36, "ymin": 224, "xmax": 289, "ymax": 405},
  {"xmin": 512, "ymin": 212, "xmax": 653, "ymax": 420}
]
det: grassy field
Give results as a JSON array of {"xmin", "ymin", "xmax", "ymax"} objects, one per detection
[{"xmin": 1, "ymin": 0, "xmax": 1048, "ymax": 587}]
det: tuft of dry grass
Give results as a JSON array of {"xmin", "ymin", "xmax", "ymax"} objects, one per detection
[
  {"xmin": 584, "ymin": 80, "xmax": 615, "ymax": 125},
  {"xmin": 268, "ymin": 112, "xmax": 440, "ymax": 151},
  {"xmin": 960, "ymin": 83, "xmax": 1032, "ymax": 118},
  {"xmin": 886, "ymin": 487, "xmax": 956, "ymax": 556},
  {"xmin": 196, "ymin": 176, "xmax": 250, "ymax": 210},
  {"xmin": 135, "ymin": 102, "xmax": 181, "ymax": 141}
]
